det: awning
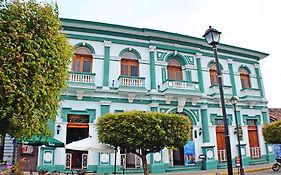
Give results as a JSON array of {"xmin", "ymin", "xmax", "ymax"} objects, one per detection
[{"xmin": 17, "ymin": 136, "xmax": 64, "ymax": 147}]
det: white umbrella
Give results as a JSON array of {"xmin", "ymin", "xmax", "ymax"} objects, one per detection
[{"xmin": 65, "ymin": 136, "xmax": 114, "ymax": 153}]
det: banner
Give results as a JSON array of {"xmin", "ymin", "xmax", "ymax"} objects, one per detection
[{"xmin": 184, "ymin": 141, "xmax": 195, "ymax": 165}]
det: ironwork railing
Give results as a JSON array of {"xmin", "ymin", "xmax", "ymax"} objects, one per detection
[
  {"xmin": 250, "ymin": 147, "xmax": 261, "ymax": 159},
  {"xmin": 217, "ymin": 149, "xmax": 227, "ymax": 162}
]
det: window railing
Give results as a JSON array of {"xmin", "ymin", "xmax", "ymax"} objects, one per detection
[
  {"xmin": 217, "ymin": 149, "xmax": 227, "ymax": 162},
  {"xmin": 118, "ymin": 75, "xmax": 145, "ymax": 87},
  {"xmin": 68, "ymin": 71, "xmax": 96, "ymax": 84},
  {"xmin": 162, "ymin": 80, "xmax": 199, "ymax": 90},
  {"xmin": 250, "ymin": 147, "xmax": 261, "ymax": 159}
]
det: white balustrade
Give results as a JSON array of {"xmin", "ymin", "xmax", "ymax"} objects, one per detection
[
  {"xmin": 164, "ymin": 80, "xmax": 199, "ymax": 90},
  {"xmin": 68, "ymin": 72, "xmax": 95, "ymax": 84},
  {"xmin": 217, "ymin": 149, "xmax": 227, "ymax": 162},
  {"xmin": 250, "ymin": 147, "xmax": 261, "ymax": 159},
  {"xmin": 119, "ymin": 77, "xmax": 145, "ymax": 87}
]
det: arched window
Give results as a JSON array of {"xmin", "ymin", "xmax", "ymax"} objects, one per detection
[
  {"xmin": 121, "ymin": 52, "xmax": 139, "ymax": 76},
  {"xmin": 72, "ymin": 47, "xmax": 93, "ymax": 72},
  {"xmin": 167, "ymin": 59, "xmax": 182, "ymax": 80},
  {"xmin": 209, "ymin": 63, "xmax": 217, "ymax": 85},
  {"xmin": 240, "ymin": 68, "xmax": 251, "ymax": 88}
]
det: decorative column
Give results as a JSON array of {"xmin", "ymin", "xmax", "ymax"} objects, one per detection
[
  {"xmin": 150, "ymin": 102, "xmax": 158, "ymax": 112},
  {"xmin": 161, "ymin": 67, "xmax": 167, "ymax": 83},
  {"xmin": 196, "ymin": 53, "xmax": 204, "ymax": 93},
  {"xmin": 103, "ymin": 41, "xmax": 111, "ymax": 89},
  {"xmin": 97, "ymin": 101, "xmax": 113, "ymax": 174},
  {"xmin": 200, "ymin": 105, "xmax": 217, "ymax": 170},
  {"xmin": 227, "ymin": 59, "xmax": 237, "ymax": 96},
  {"xmin": 149, "ymin": 46, "xmax": 157, "ymax": 91},
  {"xmin": 100, "ymin": 101, "xmax": 111, "ymax": 116},
  {"xmin": 201, "ymin": 105, "xmax": 209, "ymax": 143},
  {"xmin": 254, "ymin": 64, "xmax": 265, "ymax": 98}
]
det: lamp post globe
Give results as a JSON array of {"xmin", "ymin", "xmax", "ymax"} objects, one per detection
[
  {"xmin": 230, "ymin": 96, "xmax": 238, "ymax": 105},
  {"xmin": 203, "ymin": 26, "xmax": 233, "ymax": 175},
  {"xmin": 203, "ymin": 26, "xmax": 221, "ymax": 46}
]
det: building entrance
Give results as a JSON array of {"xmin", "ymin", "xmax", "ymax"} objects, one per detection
[{"xmin": 65, "ymin": 114, "xmax": 89, "ymax": 169}]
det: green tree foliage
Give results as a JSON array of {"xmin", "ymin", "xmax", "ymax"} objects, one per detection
[
  {"xmin": 0, "ymin": 0, "xmax": 72, "ymax": 138},
  {"xmin": 96, "ymin": 111, "xmax": 192, "ymax": 175},
  {"xmin": 263, "ymin": 121, "xmax": 281, "ymax": 144}
]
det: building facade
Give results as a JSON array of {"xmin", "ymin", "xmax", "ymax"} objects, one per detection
[{"xmin": 36, "ymin": 18, "xmax": 275, "ymax": 173}]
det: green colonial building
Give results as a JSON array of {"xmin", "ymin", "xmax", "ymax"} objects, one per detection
[{"xmin": 34, "ymin": 18, "xmax": 274, "ymax": 173}]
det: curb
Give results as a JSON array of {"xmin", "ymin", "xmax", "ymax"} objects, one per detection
[{"xmin": 207, "ymin": 166, "xmax": 272, "ymax": 175}]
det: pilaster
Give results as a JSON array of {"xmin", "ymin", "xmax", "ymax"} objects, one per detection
[
  {"xmin": 200, "ymin": 105, "xmax": 210, "ymax": 143},
  {"xmin": 196, "ymin": 54, "xmax": 204, "ymax": 93},
  {"xmin": 254, "ymin": 64, "xmax": 265, "ymax": 98},
  {"xmin": 227, "ymin": 59, "xmax": 237, "ymax": 96},
  {"xmin": 149, "ymin": 46, "xmax": 156, "ymax": 90},
  {"xmin": 100, "ymin": 101, "xmax": 111, "ymax": 116},
  {"xmin": 103, "ymin": 40, "xmax": 111, "ymax": 87}
]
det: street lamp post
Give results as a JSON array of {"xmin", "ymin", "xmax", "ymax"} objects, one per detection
[
  {"xmin": 230, "ymin": 96, "xmax": 245, "ymax": 175},
  {"xmin": 203, "ymin": 26, "xmax": 233, "ymax": 175}
]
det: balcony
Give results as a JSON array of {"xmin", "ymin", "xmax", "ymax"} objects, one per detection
[
  {"xmin": 67, "ymin": 71, "xmax": 96, "ymax": 89},
  {"xmin": 208, "ymin": 84, "xmax": 232, "ymax": 98},
  {"xmin": 117, "ymin": 75, "xmax": 147, "ymax": 94},
  {"xmin": 160, "ymin": 80, "xmax": 201, "ymax": 97},
  {"xmin": 239, "ymin": 88, "xmax": 261, "ymax": 99}
]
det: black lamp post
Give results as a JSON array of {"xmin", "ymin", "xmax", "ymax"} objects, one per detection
[
  {"xmin": 203, "ymin": 26, "xmax": 233, "ymax": 175},
  {"xmin": 230, "ymin": 96, "xmax": 245, "ymax": 175}
]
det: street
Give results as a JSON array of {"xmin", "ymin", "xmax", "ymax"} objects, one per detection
[{"xmin": 247, "ymin": 169, "xmax": 280, "ymax": 175}]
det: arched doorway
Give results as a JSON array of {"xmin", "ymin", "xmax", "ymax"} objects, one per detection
[{"xmin": 169, "ymin": 112, "xmax": 195, "ymax": 166}]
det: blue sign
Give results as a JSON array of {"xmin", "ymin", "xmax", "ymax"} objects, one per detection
[{"xmin": 184, "ymin": 141, "xmax": 195, "ymax": 165}]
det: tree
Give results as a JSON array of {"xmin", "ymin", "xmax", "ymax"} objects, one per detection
[
  {"xmin": 0, "ymin": 0, "xmax": 72, "ymax": 156},
  {"xmin": 263, "ymin": 121, "xmax": 281, "ymax": 144},
  {"xmin": 96, "ymin": 111, "xmax": 192, "ymax": 175}
]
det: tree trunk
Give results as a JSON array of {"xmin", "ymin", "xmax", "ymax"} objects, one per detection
[{"xmin": 141, "ymin": 149, "xmax": 149, "ymax": 175}]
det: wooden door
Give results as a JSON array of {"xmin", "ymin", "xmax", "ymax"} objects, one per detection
[
  {"xmin": 216, "ymin": 126, "xmax": 225, "ymax": 150},
  {"xmin": 216, "ymin": 126, "xmax": 227, "ymax": 162},
  {"xmin": 248, "ymin": 125, "xmax": 259, "ymax": 147}
]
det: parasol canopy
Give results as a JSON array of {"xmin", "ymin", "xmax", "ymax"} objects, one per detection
[{"xmin": 65, "ymin": 136, "xmax": 114, "ymax": 153}]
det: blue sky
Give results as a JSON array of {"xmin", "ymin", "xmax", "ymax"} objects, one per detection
[{"xmin": 57, "ymin": 0, "xmax": 281, "ymax": 108}]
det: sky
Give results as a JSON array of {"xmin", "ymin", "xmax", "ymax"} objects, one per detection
[{"xmin": 57, "ymin": 0, "xmax": 281, "ymax": 108}]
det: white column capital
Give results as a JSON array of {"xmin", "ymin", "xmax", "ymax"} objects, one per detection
[
  {"xmin": 200, "ymin": 105, "xmax": 208, "ymax": 110},
  {"xmin": 195, "ymin": 52, "xmax": 202, "ymax": 58},
  {"xmin": 100, "ymin": 101, "xmax": 112, "ymax": 105},
  {"xmin": 104, "ymin": 40, "xmax": 112, "ymax": 47},
  {"xmin": 149, "ymin": 45, "xmax": 156, "ymax": 52},
  {"xmin": 261, "ymin": 108, "xmax": 268, "ymax": 112},
  {"xmin": 149, "ymin": 103, "xmax": 159, "ymax": 108},
  {"xmin": 254, "ymin": 64, "xmax": 260, "ymax": 68},
  {"xmin": 227, "ymin": 59, "xmax": 233, "ymax": 64}
]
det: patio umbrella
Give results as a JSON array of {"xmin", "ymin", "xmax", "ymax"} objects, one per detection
[
  {"xmin": 65, "ymin": 136, "xmax": 114, "ymax": 153},
  {"xmin": 65, "ymin": 136, "xmax": 117, "ymax": 175},
  {"xmin": 17, "ymin": 136, "xmax": 64, "ymax": 147}
]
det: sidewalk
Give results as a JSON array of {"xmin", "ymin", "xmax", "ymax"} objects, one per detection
[
  {"xmin": 21, "ymin": 163, "xmax": 273, "ymax": 175},
  {"xmin": 115, "ymin": 163, "xmax": 272, "ymax": 175}
]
